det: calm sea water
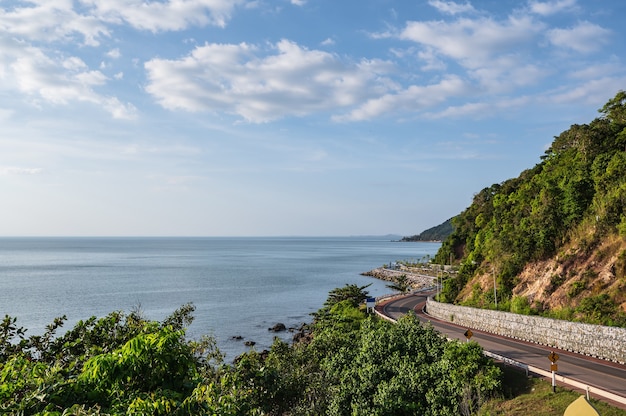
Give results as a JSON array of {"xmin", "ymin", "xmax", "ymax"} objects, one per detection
[{"xmin": 0, "ymin": 237, "xmax": 440, "ymax": 360}]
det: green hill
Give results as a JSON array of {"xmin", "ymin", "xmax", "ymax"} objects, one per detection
[
  {"xmin": 433, "ymin": 91, "xmax": 626, "ymax": 326},
  {"xmin": 401, "ymin": 217, "xmax": 455, "ymax": 242}
]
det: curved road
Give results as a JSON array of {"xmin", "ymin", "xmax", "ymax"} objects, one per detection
[{"xmin": 378, "ymin": 291, "xmax": 626, "ymax": 405}]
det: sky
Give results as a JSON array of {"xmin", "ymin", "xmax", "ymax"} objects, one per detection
[{"xmin": 1, "ymin": 0, "xmax": 625, "ymax": 237}]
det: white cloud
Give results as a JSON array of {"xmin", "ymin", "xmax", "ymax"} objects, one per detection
[
  {"xmin": 0, "ymin": 37, "xmax": 136, "ymax": 119},
  {"xmin": 0, "ymin": 1, "xmax": 233, "ymax": 120},
  {"xmin": 528, "ymin": 0, "xmax": 577, "ymax": 16},
  {"xmin": 0, "ymin": 1, "xmax": 110, "ymax": 46},
  {"xmin": 0, "ymin": 0, "xmax": 619, "ymax": 129},
  {"xmin": 428, "ymin": 0, "xmax": 476, "ymax": 15},
  {"xmin": 395, "ymin": 13, "xmax": 559, "ymax": 94},
  {"xmin": 568, "ymin": 61, "xmax": 621, "ymax": 80},
  {"xmin": 417, "ymin": 48, "xmax": 446, "ymax": 71},
  {"xmin": 469, "ymin": 58, "xmax": 546, "ymax": 93},
  {"xmin": 425, "ymin": 95, "xmax": 531, "ymax": 119},
  {"xmin": 145, "ymin": 40, "xmax": 396, "ymax": 122},
  {"xmin": 547, "ymin": 76, "xmax": 626, "ymax": 105},
  {"xmin": 399, "ymin": 15, "xmax": 541, "ymax": 67},
  {"xmin": 334, "ymin": 75, "xmax": 469, "ymax": 122},
  {"xmin": 426, "ymin": 101, "xmax": 490, "ymax": 119},
  {"xmin": 547, "ymin": 21, "xmax": 611, "ymax": 53},
  {"xmin": 0, "ymin": 166, "xmax": 43, "ymax": 176},
  {"xmin": 107, "ymin": 48, "xmax": 121, "ymax": 59},
  {"xmin": 62, "ymin": 56, "xmax": 88, "ymax": 71},
  {"xmin": 83, "ymin": 0, "xmax": 244, "ymax": 31},
  {"xmin": 0, "ymin": 0, "xmax": 243, "ymax": 47},
  {"xmin": 103, "ymin": 97, "xmax": 138, "ymax": 120}
]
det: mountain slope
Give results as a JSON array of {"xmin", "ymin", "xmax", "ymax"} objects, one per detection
[
  {"xmin": 433, "ymin": 91, "xmax": 626, "ymax": 326},
  {"xmin": 400, "ymin": 217, "xmax": 455, "ymax": 242}
]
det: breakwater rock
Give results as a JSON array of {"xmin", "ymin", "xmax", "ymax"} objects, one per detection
[
  {"xmin": 361, "ymin": 267, "xmax": 436, "ymax": 288},
  {"xmin": 268, "ymin": 323, "xmax": 287, "ymax": 332}
]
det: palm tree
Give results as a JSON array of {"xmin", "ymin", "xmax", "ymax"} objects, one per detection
[{"xmin": 386, "ymin": 274, "xmax": 411, "ymax": 293}]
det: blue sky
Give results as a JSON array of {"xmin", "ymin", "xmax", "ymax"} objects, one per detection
[{"xmin": 1, "ymin": 0, "xmax": 625, "ymax": 237}]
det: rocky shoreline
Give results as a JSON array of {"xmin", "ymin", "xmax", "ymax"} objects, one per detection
[
  {"xmin": 361, "ymin": 267, "xmax": 437, "ymax": 289},
  {"xmin": 232, "ymin": 267, "xmax": 437, "ymax": 358},
  {"xmin": 231, "ymin": 321, "xmax": 312, "ymax": 360}
]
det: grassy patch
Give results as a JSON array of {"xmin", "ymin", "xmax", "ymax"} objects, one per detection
[{"xmin": 479, "ymin": 365, "xmax": 626, "ymax": 416}]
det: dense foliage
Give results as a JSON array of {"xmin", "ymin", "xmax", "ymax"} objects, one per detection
[
  {"xmin": 434, "ymin": 91, "xmax": 626, "ymax": 318},
  {"xmin": 385, "ymin": 274, "xmax": 412, "ymax": 293},
  {"xmin": 0, "ymin": 304, "xmax": 222, "ymax": 415},
  {"xmin": 1, "ymin": 287, "xmax": 501, "ymax": 415}
]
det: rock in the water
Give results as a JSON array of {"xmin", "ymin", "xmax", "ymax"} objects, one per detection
[
  {"xmin": 268, "ymin": 323, "xmax": 287, "ymax": 332},
  {"xmin": 244, "ymin": 340, "xmax": 256, "ymax": 347},
  {"xmin": 231, "ymin": 335, "xmax": 243, "ymax": 340}
]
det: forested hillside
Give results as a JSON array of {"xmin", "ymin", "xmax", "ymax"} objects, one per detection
[
  {"xmin": 434, "ymin": 91, "xmax": 626, "ymax": 326},
  {"xmin": 401, "ymin": 217, "xmax": 455, "ymax": 242}
]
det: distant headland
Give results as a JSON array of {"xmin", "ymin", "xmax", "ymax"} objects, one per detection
[{"xmin": 398, "ymin": 217, "xmax": 454, "ymax": 242}]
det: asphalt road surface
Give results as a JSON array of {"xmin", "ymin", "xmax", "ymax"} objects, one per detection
[{"xmin": 379, "ymin": 291, "xmax": 626, "ymax": 403}]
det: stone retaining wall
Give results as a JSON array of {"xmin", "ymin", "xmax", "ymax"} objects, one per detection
[{"xmin": 426, "ymin": 298, "xmax": 626, "ymax": 364}]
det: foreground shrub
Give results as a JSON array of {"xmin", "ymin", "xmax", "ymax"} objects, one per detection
[{"xmin": 1, "ymin": 286, "xmax": 502, "ymax": 415}]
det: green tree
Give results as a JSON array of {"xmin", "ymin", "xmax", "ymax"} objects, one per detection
[
  {"xmin": 324, "ymin": 283, "xmax": 371, "ymax": 308},
  {"xmin": 313, "ymin": 283, "xmax": 371, "ymax": 324},
  {"xmin": 321, "ymin": 313, "xmax": 501, "ymax": 415},
  {"xmin": 0, "ymin": 304, "xmax": 221, "ymax": 415},
  {"xmin": 386, "ymin": 274, "xmax": 411, "ymax": 293}
]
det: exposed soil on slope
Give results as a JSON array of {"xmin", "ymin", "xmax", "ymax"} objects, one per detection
[{"xmin": 459, "ymin": 234, "xmax": 626, "ymax": 313}]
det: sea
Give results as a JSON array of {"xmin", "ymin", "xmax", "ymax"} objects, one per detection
[{"xmin": 0, "ymin": 237, "xmax": 440, "ymax": 360}]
